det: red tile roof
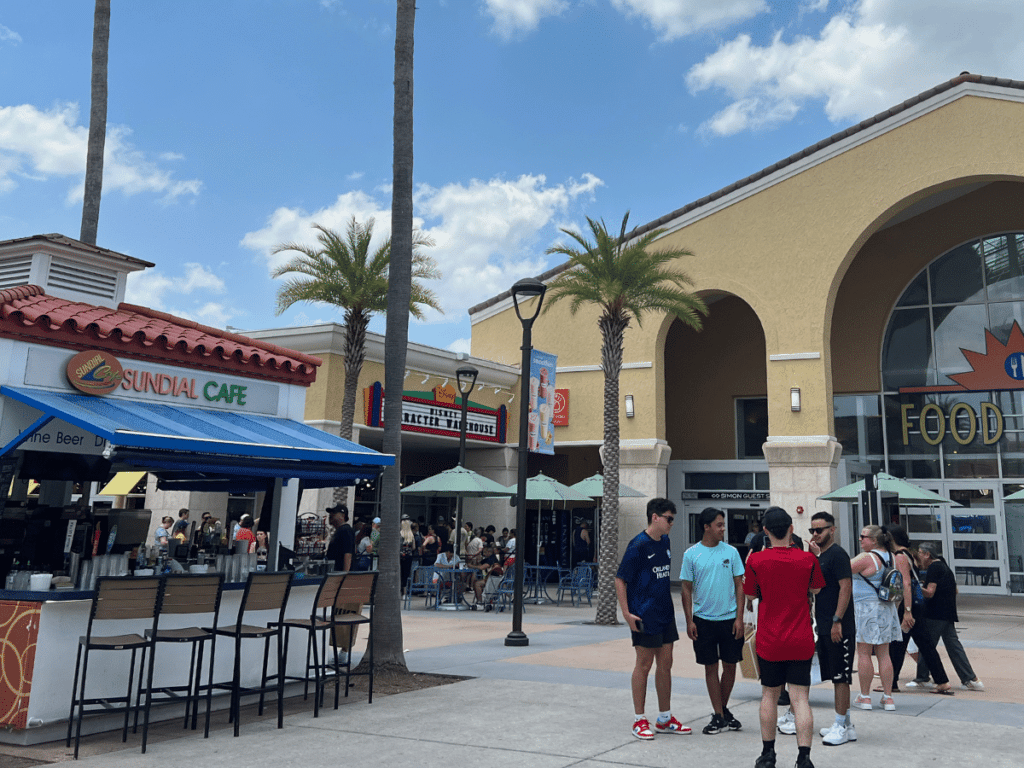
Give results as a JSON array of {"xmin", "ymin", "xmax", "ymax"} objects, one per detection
[{"xmin": 0, "ymin": 285, "xmax": 321, "ymax": 386}]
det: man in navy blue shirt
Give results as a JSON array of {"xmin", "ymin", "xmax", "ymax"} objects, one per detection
[{"xmin": 616, "ymin": 498, "xmax": 691, "ymax": 740}]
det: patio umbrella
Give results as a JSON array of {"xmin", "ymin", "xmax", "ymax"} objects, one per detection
[
  {"xmin": 1002, "ymin": 487, "xmax": 1024, "ymax": 501},
  {"xmin": 570, "ymin": 473, "xmax": 645, "ymax": 567},
  {"xmin": 570, "ymin": 473, "xmax": 645, "ymax": 499},
  {"xmin": 817, "ymin": 472, "xmax": 959, "ymax": 506},
  {"xmin": 504, "ymin": 472, "xmax": 592, "ymax": 566},
  {"xmin": 401, "ymin": 464, "xmax": 514, "ymax": 498},
  {"xmin": 402, "ymin": 465, "xmax": 513, "ymax": 564}
]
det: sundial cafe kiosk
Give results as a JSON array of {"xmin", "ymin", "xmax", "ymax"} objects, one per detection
[{"xmin": 0, "ymin": 234, "xmax": 392, "ymax": 743}]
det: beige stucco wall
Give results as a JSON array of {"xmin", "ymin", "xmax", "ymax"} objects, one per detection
[{"xmin": 471, "ymin": 93, "xmax": 1024, "ymax": 446}]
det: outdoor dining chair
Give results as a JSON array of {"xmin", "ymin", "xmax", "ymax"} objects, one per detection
[
  {"xmin": 207, "ymin": 571, "xmax": 292, "ymax": 737},
  {"xmin": 270, "ymin": 571, "xmax": 346, "ymax": 717},
  {"xmin": 404, "ymin": 564, "xmax": 441, "ymax": 609},
  {"xmin": 134, "ymin": 572, "xmax": 224, "ymax": 738},
  {"xmin": 66, "ymin": 575, "xmax": 165, "ymax": 759},
  {"xmin": 328, "ymin": 570, "xmax": 378, "ymax": 706},
  {"xmin": 557, "ymin": 565, "xmax": 594, "ymax": 607}
]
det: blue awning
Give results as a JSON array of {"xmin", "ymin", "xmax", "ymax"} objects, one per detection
[{"xmin": 1, "ymin": 386, "xmax": 393, "ymax": 481}]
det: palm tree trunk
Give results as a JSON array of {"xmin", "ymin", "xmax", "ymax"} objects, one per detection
[
  {"xmin": 595, "ymin": 311, "xmax": 629, "ymax": 625},
  {"xmin": 371, "ymin": 0, "xmax": 416, "ymax": 673},
  {"xmin": 80, "ymin": 0, "xmax": 110, "ymax": 246},
  {"xmin": 333, "ymin": 308, "xmax": 368, "ymax": 506}
]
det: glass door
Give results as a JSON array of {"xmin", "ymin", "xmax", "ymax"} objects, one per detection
[{"xmin": 915, "ymin": 484, "xmax": 1008, "ymax": 593}]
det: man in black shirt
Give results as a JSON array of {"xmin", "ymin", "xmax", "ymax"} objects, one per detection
[
  {"xmin": 807, "ymin": 512, "xmax": 855, "ymax": 746},
  {"xmin": 325, "ymin": 504, "xmax": 355, "ymax": 572},
  {"xmin": 913, "ymin": 543, "xmax": 984, "ymax": 691}
]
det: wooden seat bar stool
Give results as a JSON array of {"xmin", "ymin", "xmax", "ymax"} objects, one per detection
[
  {"xmin": 329, "ymin": 570, "xmax": 379, "ymax": 707},
  {"xmin": 271, "ymin": 572, "xmax": 346, "ymax": 717},
  {"xmin": 134, "ymin": 573, "xmax": 224, "ymax": 738},
  {"xmin": 208, "ymin": 571, "xmax": 293, "ymax": 737},
  {"xmin": 66, "ymin": 575, "xmax": 165, "ymax": 759}
]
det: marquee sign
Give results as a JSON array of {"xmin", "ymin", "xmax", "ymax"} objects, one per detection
[{"xmin": 363, "ymin": 382, "xmax": 507, "ymax": 443}]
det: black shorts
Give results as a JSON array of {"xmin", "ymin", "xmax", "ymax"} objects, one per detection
[
  {"xmin": 692, "ymin": 616, "xmax": 744, "ymax": 665},
  {"xmin": 632, "ymin": 621, "xmax": 680, "ymax": 649},
  {"xmin": 758, "ymin": 656, "xmax": 812, "ymax": 688},
  {"xmin": 816, "ymin": 630, "xmax": 854, "ymax": 685}
]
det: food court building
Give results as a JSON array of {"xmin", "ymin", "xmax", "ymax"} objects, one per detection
[{"xmin": 469, "ymin": 74, "xmax": 1024, "ymax": 595}]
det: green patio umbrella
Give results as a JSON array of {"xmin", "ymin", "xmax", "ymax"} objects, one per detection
[
  {"xmin": 818, "ymin": 472, "xmax": 959, "ymax": 506},
  {"xmin": 503, "ymin": 472, "xmax": 592, "ymax": 568},
  {"xmin": 401, "ymin": 464, "xmax": 514, "ymax": 498},
  {"xmin": 570, "ymin": 473, "xmax": 645, "ymax": 499},
  {"xmin": 1002, "ymin": 487, "xmax": 1024, "ymax": 501}
]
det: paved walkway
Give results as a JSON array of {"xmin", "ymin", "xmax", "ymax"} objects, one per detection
[{"xmin": 4, "ymin": 592, "xmax": 1021, "ymax": 767}]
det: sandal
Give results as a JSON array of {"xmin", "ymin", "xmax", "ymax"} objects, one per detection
[{"xmin": 931, "ymin": 687, "xmax": 955, "ymax": 696}]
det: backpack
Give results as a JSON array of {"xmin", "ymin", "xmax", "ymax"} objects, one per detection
[{"xmin": 861, "ymin": 551, "xmax": 903, "ymax": 603}]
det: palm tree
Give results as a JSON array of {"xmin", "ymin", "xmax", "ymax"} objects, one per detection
[
  {"xmin": 271, "ymin": 218, "xmax": 439, "ymax": 510},
  {"xmin": 545, "ymin": 212, "xmax": 707, "ymax": 625},
  {"xmin": 80, "ymin": 0, "xmax": 110, "ymax": 245},
  {"xmin": 374, "ymin": 0, "xmax": 417, "ymax": 676}
]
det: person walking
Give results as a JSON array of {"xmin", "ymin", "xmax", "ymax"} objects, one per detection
[
  {"xmin": 851, "ymin": 525, "xmax": 901, "ymax": 712},
  {"xmin": 804, "ymin": 511, "xmax": 857, "ymax": 746},
  {"xmin": 615, "ymin": 498, "xmax": 692, "ymax": 739},
  {"xmin": 911, "ymin": 543, "xmax": 985, "ymax": 692},
  {"xmin": 744, "ymin": 507, "xmax": 825, "ymax": 768},
  {"xmin": 680, "ymin": 507, "xmax": 745, "ymax": 735}
]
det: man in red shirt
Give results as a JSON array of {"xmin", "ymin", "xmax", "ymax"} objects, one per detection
[{"xmin": 744, "ymin": 507, "xmax": 825, "ymax": 768}]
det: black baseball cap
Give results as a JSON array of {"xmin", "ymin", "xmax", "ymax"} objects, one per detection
[{"xmin": 762, "ymin": 507, "xmax": 792, "ymax": 530}]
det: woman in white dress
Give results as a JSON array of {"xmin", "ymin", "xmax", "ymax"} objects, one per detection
[{"xmin": 851, "ymin": 524, "xmax": 902, "ymax": 711}]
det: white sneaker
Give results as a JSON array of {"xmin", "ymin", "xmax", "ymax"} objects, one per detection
[
  {"xmin": 820, "ymin": 723, "xmax": 857, "ymax": 741},
  {"xmin": 963, "ymin": 679, "xmax": 985, "ymax": 691},
  {"xmin": 821, "ymin": 723, "xmax": 850, "ymax": 746},
  {"xmin": 904, "ymin": 680, "xmax": 933, "ymax": 689},
  {"xmin": 777, "ymin": 710, "xmax": 796, "ymax": 735},
  {"xmin": 852, "ymin": 694, "xmax": 872, "ymax": 710}
]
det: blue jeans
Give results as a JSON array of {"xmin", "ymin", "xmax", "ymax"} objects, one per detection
[{"xmin": 915, "ymin": 618, "xmax": 977, "ymax": 685}]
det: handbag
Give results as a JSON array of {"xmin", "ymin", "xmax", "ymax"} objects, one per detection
[{"xmin": 740, "ymin": 625, "xmax": 759, "ymax": 680}]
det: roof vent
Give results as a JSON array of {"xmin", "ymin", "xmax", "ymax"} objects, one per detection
[
  {"xmin": 48, "ymin": 255, "xmax": 119, "ymax": 301},
  {"xmin": 0, "ymin": 254, "xmax": 33, "ymax": 291}
]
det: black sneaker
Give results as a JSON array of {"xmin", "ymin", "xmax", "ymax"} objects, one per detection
[
  {"xmin": 702, "ymin": 714, "xmax": 726, "ymax": 735},
  {"xmin": 795, "ymin": 754, "xmax": 814, "ymax": 768},
  {"xmin": 722, "ymin": 707, "xmax": 741, "ymax": 730},
  {"xmin": 778, "ymin": 689, "xmax": 791, "ymax": 707},
  {"xmin": 754, "ymin": 752, "xmax": 777, "ymax": 768}
]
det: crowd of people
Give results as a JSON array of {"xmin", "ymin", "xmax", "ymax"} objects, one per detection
[{"xmin": 616, "ymin": 499, "xmax": 985, "ymax": 768}]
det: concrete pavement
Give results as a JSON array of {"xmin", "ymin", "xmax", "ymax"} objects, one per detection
[{"xmin": 4, "ymin": 591, "xmax": 1021, "ymax": 767}]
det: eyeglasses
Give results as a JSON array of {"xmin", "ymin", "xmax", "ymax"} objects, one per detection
[
  {"xmin": 808, "ymin": 527, "xmax": 830, "ymax": 534},
  {"xmin": 659, "ymin": 515, "xmax": 676, "ymax": 523}
]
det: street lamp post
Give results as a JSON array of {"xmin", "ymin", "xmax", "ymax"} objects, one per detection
[
  {"xmin": 506, "ymin": 277, "xmax": 546, "ymax": 647},
  {"xmin": 454, "ymin": 364, "xmax": 478, "ymax": 559}
]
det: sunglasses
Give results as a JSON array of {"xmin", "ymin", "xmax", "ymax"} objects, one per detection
[
  {"xmin": 658, "ymin": 514, "xmax": 676, "ymax": 523},
  {"xmin": 808, "ymin": 526, "xmax": 831, "ymax": 534}
]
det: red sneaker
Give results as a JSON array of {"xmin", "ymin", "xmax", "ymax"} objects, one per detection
[
  {"xmin": 633, "ymin": 718, "xmax": 655, "ymax": 740},
  {"xmin": 654, "ymin": 715, "xmax": 692, "ymax": 734}
]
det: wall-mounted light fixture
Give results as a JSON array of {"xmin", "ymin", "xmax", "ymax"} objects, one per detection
[
  {"xmin": 791, "ymin": 388, "xmax": 801, "ymax": 411},
  {"xmin": 625, "ymin": 394, "xmax": 635, "ymax": 418}
]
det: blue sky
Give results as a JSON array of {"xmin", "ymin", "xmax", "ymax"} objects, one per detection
[{"xmin": 2, "ymin": 1, "xmax": 1022, "ymax": 354}]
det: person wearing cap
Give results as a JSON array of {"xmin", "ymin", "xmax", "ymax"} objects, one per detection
[
  {"xmin": 325, "ymin": 504, "xmax": 354, "ymax": 572},
  {"xmin": 615, "ymin": 498, "xmax": 691, "ymax": 740},
  {"xmin": 744, "ymin": 506, "xmax": 825, "ymax": 768}
]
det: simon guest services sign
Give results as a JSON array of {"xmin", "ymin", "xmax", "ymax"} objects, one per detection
[{"xmin": 363, "ymin": 382, "xmax": 507, "ymax": 443}]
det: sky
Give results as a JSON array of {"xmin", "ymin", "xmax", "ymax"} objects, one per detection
[{"xmin": 2, "ymin": 1, "xmax": 1023, "ymax": 355}]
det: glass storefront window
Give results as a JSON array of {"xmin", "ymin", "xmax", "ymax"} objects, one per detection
[
  {"xmin": 834, "ymin": 395, "xmax": 884, "ymax": 460},
  {"xmin": 735, "ymin": 398, "xmax": 768, "ymax": 460},
  {"xmin": 983, "ymin": 234, "xmax": 1024, "ymax": 302},
  {"xmin": 932, "ymin": 305, "xmax": 988, "ymax": 384},
  {"xmin": 882, "ymin": 308, "xmax": 934, "ymax": 390},
  {"xmin": 685, "ymin": 472, "xmax": 755, "ymax": 491},
  {"xmin": 930, "ymin": 241, "xmax": 984, "ymax": 305}
]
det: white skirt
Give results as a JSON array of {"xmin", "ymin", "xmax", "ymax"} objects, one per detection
[{"xmin": 854, "ymin": 599, "xmax": 901, "ymax": 645}]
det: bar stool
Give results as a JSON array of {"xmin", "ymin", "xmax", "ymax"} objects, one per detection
[
  {"xmin": 271, "ymin": 572, "xmax": 345, "ymax": 717},
  {"xmin": 208, "ymin": 571, "xmax": 292, "ymax": 737},
  {"xmin": 135, "ymin": 573, "xmax": 224, "ymax": 737},
  {"xmin": 329, "ymin": 570, "xmax": 378, "ymax": 706},
  {"xmin": 66, "ymin": 575, "xmax": 165, "ymax": 759}
]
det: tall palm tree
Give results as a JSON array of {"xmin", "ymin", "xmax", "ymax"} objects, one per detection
[
  {"xmin": 375, "ymin": 0, "xmax": 417, "ymax": 675},
  {"xmin": 545, "ymin": 212, "xmax": 707, "ymax": 625},
  {"xmin": 272, "ymin": 218, "xmax": 439, "ymax": 510},
  {"xmin": 80, "ymin": 0, "xmax": 110, "ymax": 245}
]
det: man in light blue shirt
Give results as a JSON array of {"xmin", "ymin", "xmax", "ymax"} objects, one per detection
[{"xmin": 681, "ymin": 507, "xmax": 746, "ymax": 736}]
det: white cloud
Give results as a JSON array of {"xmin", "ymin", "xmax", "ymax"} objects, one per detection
[
  {"xmin": 346, "ymin": 171, "xmax": 364, "ymax": 181},
  {"xmin": 242, "ymin": 172, "xmax": 605, "ymax": 325},
  {"xmin": 687, "ymin": 0, "xmax": 1024, "ymax": 135},
  {"xmin": 482, "ymin": 0, "xmax": 568, "ymax": 39},
  {"xmin": 0, "ymin": 102, "xmax": 202, "ymax": 201},
  {"xmin": 447, "ymin": 338, "xmax": 472, "ymax": 355},
  {"xmin": 802, "ymin": 0, "xmax": 829, "ymax": 11},
  {"xmin": 0, "ymin": 24, "xmax": 21, "ymax": 44},
  {"xmin": 611, "ymin": 0, "xmax": 767, "ymax": 40},
  {"xmin": 125, "ymin": 263, "xmax": 227, "ymax": 323}
]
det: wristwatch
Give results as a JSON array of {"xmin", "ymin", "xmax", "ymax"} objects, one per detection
[{"xmin": 832, "ymin": 615, "xmax": 842, "ymax": 623}]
